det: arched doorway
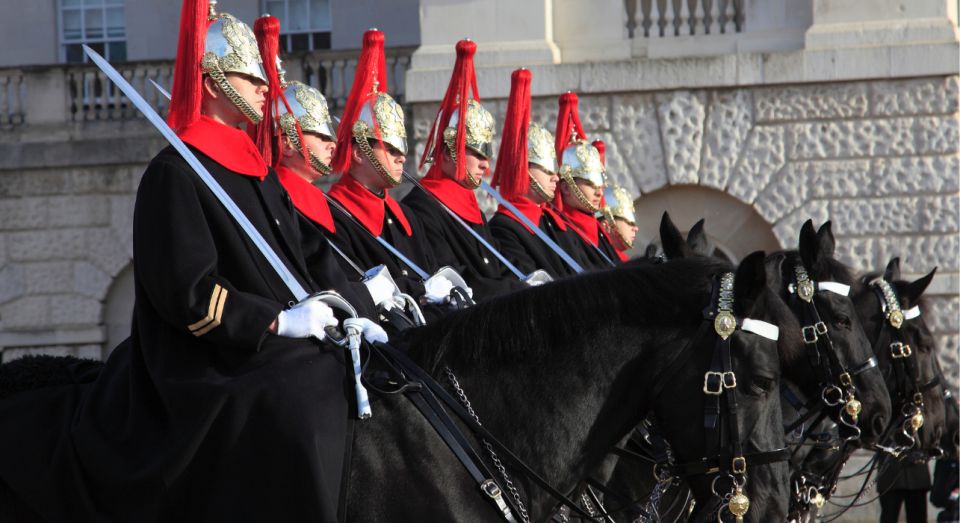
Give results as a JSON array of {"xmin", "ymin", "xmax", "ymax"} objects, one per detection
[
  {"xmin": 101, "ymin": 263, "xmax": 134, "ymax": 359},
  {"xmin": 630, "ymin": 185, "xmax": 780, "ymax": 262}
]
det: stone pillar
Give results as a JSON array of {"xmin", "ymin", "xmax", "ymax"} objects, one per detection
[
  {"xmin": 551, "ymin": 0, "xmax": 631, "ymax": 63},
  {"xmin": 406, "ymin": 0, "xmax": 561, "ymax": 102},
  {"xmin": 22, "ymin": 68, "xmax": 68, "ymax": 126},
  {"xmin": 806, "ymin": 0, "xmax": 960, "ymax": 50}
]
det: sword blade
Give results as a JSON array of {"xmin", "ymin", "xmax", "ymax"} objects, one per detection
[
  {"xmin": 479, "ymin": 181, "xmax": 583, "ymax": 274},
  {"xmin": 322, "ymin": 194, "xmax": 431, "ymax": 280},
  {"xmin": 149, "ymin": 78, "xmax": 171, "ymax": 100},
  {"xmin": 402, "ymin": 172, "xmax": 528, "ymax": 280},
  {"xmin": 84, "ymin": 45, "xmax": 309, "ymax": 300}
]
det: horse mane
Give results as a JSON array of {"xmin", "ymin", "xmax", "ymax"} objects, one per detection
[{"xmin": 405, "ymin": 257, "xmax": 734, "ymax": 373}]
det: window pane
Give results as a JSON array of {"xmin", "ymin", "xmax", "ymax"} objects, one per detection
[
  {"xmin": 108, "ymin": 41, "xmax": 126, "ymax": 61},
  {"xmin": 288, "ymin": 0, "xmax": 307, "ymax": 31},
  {"xmin": 106, "ymin": 7, "xmax": 124, "ymax": 37},
  {"xmin": 310, "ymin": 0, "xmax": 330, "ymax": 30},
  {"xmin": 65, "ymin": 43, "xmax": 85, "ymax": 63},
  {"xmin": 312, "ymin": 31, "xmax": 330, "ymax": 50},
  {"xmin": 85, "ymin": 0, "xmax": 105, "ymax": 6},
  {"xmin": 63, "ymin": 9, "xmax": 83, "ymax": 40},
  {"xmin": 62, "ymin": 0, "xmax": 82, "ymax": 6},
  {"xmin": 290, "ymin": 33, "xmax": 309, "ymax": 52},
  {"xmin": 84, "ymin": 8, "xmax": 104, "ymax": 39}
]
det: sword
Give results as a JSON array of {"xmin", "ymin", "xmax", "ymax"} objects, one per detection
[
  {"xmin": 88, "ymin": 45, "xmax": 373, "ymax": 418},
  {"xmin": 149, "ymin": 78, "xmax": 170, "ymax": 99},
  {"xmin": 401, "ymin": 172, "xmax": 529, "ymax": 281},
  {"xmin": 546, "ymin": 203, "xmax": 617, "ymax": 267},
  {"xmin": 323, "ymin": 195, "xmax": 432, "ymax": 281},
  {"xmin": 479, "ymin": 181, "xmax": 583, "ymax": 274}
]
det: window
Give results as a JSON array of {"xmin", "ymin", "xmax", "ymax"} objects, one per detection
[
  {"xmin": 263, "ymin": 0, "xmax": 332, "ymax": 52},
  {"xmin": 60, "ymin": 0, "xmax": 127, "ymax": 63}
]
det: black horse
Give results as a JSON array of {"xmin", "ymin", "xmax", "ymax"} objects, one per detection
[
  {"xmin": 346, "ymin": 254, "xmax": 799, "ymax": 522},
  {"xmin": 785, "ymin": 257, "xmax": 947, "ymax": 521},
  {"xmin": 604, "ymin": 216, "xmax": 892, "ymax": 522}
]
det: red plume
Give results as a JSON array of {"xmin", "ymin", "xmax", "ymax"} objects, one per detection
[
  {"xmin": 420, "ymin": 39, "xmax": 480, "ymax": 184},
  {"xmin": 591, "ymin": 139, "xmax": 606, "ymax": 166},
  {"xmin": 554, "ymin": 92, "xmax": 586, "ymax": 161},
  {"xmin": 331, "ymin": 29, "xmax": 387, "ymax": 174},
  {"xmin": 167, "ymin": 0, "xmax": 210, "ymax": 132},
  {"xmin": 491, "ymin": 69, "xmax": 532, "ymax": 200}
]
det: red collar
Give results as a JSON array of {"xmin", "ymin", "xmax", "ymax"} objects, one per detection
[
  {"xmin": 276, "ymin": 166, "xmax": 335, "ymax": 233},
  {"xmin": 179, "ymin": 116, "xmax": 268, "ymax": 179},
  {"xmin": 420, "ymin": 165, "xmax": 483, "ymax": 224},
  {"xmin": 563, "ymin": 207, "xmax": 601, "ymax": 247},
  {"xmin": 328, "ymin": 174, "xmax": 412, "ymax": 237},
  {"xmin": 495, "ymin": 196, "xmax": 542, "ymax": 234},
  {"xmin": 616, "ymin": 249, "xmax": 629, "ymax": 262}
]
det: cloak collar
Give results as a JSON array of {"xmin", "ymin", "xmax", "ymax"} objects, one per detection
[
  {"xmin": 563, "ymin": 207, "xmax": 601, "ymax": 247},
  {"xmin": 179, "ymin": 116, "xmax": 268, "ymax": 179},
  {"xmin": 276, "ymin": 166, "xmax": 335, "ymax": 233},
  {"xmin": 328, "ymin": 174, "xmax": 412, "ymax": 237},
  {"xmin": 541, "ymin": 205, "xmax": 568, "ymax": 232},
  {"xmin": 420, "ymin": 165, "xmax": 483, "ymax": 224},
  {"xmin": 495, "ymin": 196, "xmax": 542, "ymax": 235}
]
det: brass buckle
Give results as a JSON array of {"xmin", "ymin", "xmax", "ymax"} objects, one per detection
[
  {"xmin": 839, "ymin": 372, "xmax": 853, "ymax": 387},
  {"xmin": 722, "ymin": 371, "xmax": 737, "ymax": 389},
  {"xmin": 704, "ymin": 372, "xmax": 724, "ymax": 395},
  {"xmin": 801, "ymin": 325, "xmax": 819, "ymax": 344},
  {"xmin": 913, "ymin": 392, "xmax": 924, "ymax": 405},
  {"xmin": 815, "ymin": 321, "xmax": 828, "ymax": 335},
  {"xmin": 890, "ymin": 342, "xmax": 912, "ymax": 358},
  {"xmin": 731, "ymin": 456, "xmax": 747, "ymax": 475}
]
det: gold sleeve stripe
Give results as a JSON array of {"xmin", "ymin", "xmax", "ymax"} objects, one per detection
[{"xmin": 188, "ymin": 284, "xmax": 228, "ymax": 336}]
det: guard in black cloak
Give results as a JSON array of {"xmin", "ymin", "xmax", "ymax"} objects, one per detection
[
  {"xmin": 0, "ymin": 2, "xmax": 385, "ymax": 521},
  {"xmin": 403, "ymin": 39, "xmax": 531, "ymax": 300},
  {"xmin": 324, "ymin": 29, "xmax": 469, "ymax": 314},
  {"xmin": 552, "ymin": 93, "xmax": 622, "ymax": 270},
  {"xmin": 253, "ymin": 19, "xmax": 415, "ymax": 315},
  {"xmin": 489, "ymin": 68, "xmax": 586, "ymax": 280}
]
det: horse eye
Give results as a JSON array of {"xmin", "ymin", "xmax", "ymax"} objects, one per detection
[
  {"xmin": 750, "ymin": 376, "xmax": 775, "ymax": 395},
  {"xmin": 833, "ymin": 315, "xmax": 852, "ymax": 329}
]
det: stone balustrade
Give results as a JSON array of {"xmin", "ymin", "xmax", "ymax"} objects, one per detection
[
  {"xmin": 0, "ymin": 46, "xmax": 415, "ymax": 128},
  {"xmin": 626, "ymin": 0, "xmax": 744, "ymax": 39}
]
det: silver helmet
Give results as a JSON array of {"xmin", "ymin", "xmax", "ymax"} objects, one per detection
[
  {"xmin": 201, "ymin": 6, "xmax": 267, "ymax": 123},
  {"xmin": 558, "ymin": 140, "xmax": 606, "ymax": 212},
  {"xmin": 278, "ymin": 81, "xmax": 337, "ymax": 175}
]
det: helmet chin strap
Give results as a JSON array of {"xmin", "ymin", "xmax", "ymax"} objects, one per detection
[
  {"xmin": 560, "ymin": 174, "xmax": 599, "ymax": 214},
  {"xmin": 353, "ymin": 122, "xmax": 401, "ymax": 188},
  {"xmin": 284, "ymin": 128, "xmax": 332, "ymax": 176},
  {"xmin": 528, "ymin": 174, "xmax": 554, "ymax": 203},
  {"xmin": 203, "ymin": 56, "xmax": 263, "ymax": 125}
]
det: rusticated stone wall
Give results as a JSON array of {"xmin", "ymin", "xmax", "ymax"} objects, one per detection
[{"xmin": 411, "ymin": 75, "xmax": 960, "ymax": 392}]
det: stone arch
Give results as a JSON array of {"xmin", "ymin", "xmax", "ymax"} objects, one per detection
[
  {"xmin": 101, "ymin": 262, "xmax": 134, "ymax": 359},
  {"xmin": 629, "ymin": 184, "xmax": 781, "ymax": 262}
]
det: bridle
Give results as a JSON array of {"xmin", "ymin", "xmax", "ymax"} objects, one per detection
[
  {"xmin": 869, "ymin": 277, "xmax": 943, "ymax": 457},
  {"xmin": 785, "ymin": 264, "xmax": 877, "ymax": 441}
]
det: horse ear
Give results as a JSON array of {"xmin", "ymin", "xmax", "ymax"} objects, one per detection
[
  {"xmin": 798, "ymin": 220, "xmax": 818, "ymax": 270},
  {"xmin": 901, "ymin": 267, "xmax": 937, "ymax": 306},
  {"xmin": 884, "ymin": 257, "xmax": 901, "ymax": 282},
  {"xmin": 734, "ymin": 251, "xmax": 767, "ymax": 314},
  {"xmin": 659, "ymin": 212, "xmax": 689, "ymax": 259},
  {"xmin": 816, "ymin": 221, "xmax": 836, "ymax": 259},
  {"xmin": 686, "ymin": 218, "xmax": 711, "ymax": 256}
]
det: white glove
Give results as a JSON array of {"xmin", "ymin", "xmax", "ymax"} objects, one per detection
[
  {"xmin": 343, "ymin": 317, "xmax": 389, "ymax": 344},
  {"xmin": 422, "ymin": 274, "xmax": 455, "ymax": 304},
  {"xmin": 523, "ymin": 269, "xmax": 553, "ymax": 287},
  {"xmin": 276, "ymin": 300, "xmax": 338, "ymax": 340},
  {"xmin": 363, "ymin": 265, "xmax": 400, "ymax": 310}
]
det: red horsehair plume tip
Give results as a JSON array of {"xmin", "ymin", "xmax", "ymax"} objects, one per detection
[
  {"xmin": 330, "ymin": 28, "xmax": 388, "ymax": 174},
  {"xmin": 491, "ymin": 67, "xmax": 532, "ymax": 200},
  {"xmin": 167, "ymin": 0, "xmax": 210, "ymax": 132},
  {"xmin": 456, "ymin": 39, "xmax": 477, "ymax": 58},
  {"xmin": 592, "ymin": 139, "xmax": 606, "ymax": 166}
]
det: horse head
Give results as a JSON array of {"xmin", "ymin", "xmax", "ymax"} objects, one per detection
[
  {"xmin": 768, "ymin": 220, "xmax": 891, "ymax": 445},
  {"xmin": 854, "ymin": 257, "xmax": 945, "ymax": 455}
]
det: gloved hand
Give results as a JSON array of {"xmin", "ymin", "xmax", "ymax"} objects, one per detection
[
  {"xmin": 343, "ymin": 317, "xmax": 389, "ymax": 344},
  {"xmin": 422, "ymin": 274, "xmax": 455, "ymax": 304},
  {"xmin": 523, "ymin": 269, "xmax": 553, "ymax": 287},
  {"xmin": 276, "ymin": 300, "xmax": 338, "ymax": 340},
  {"xmin": 363, "ymin": 265, "xmax": 400, "ymax": 311}
]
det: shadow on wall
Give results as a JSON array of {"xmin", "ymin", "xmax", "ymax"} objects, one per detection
[{"xmin": 632, "ymin": 184, "xmax": 781, "ymax": 261}]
